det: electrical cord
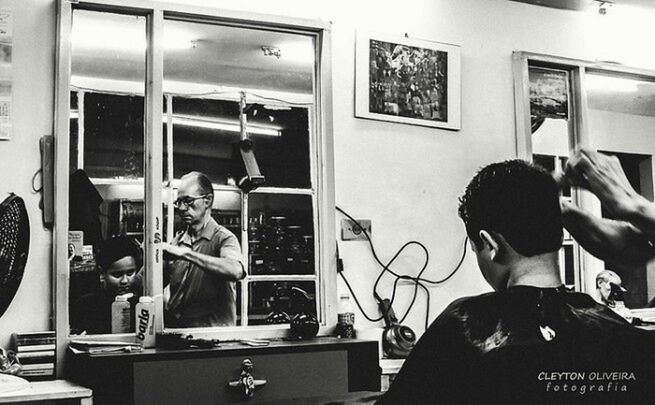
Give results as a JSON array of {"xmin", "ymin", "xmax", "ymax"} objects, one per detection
[
  {"xmin": 340, "ymin": 268, "xmax": 433, "ymax": 330},
  {"xmin": 31, "ymin": 169, "xmax": 43, "ymax": 193},
  {"xmin": 338, "ymin": 270, "xmax": 384, "ymax": 323},
  {"xmin": 336, "ymin": 206, "xmax": 426, "ymax": 316},
  {"xmin": 337, "ymin": 206, "xmax": 467, "ymax": 285},
  {"xmin": 335, "ymin": 205, "xmax": 468, "ymax": 330}
]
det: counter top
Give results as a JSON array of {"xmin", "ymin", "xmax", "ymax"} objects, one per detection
[
  {"xmin": 0, "ymin": 379, "xmax": 92, "ymax": 404},
  {"xmin": 70, "ymin": 337, "xmax": 379, "ymax": 360}
]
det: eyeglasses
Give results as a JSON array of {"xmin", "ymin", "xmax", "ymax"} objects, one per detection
[{"xmin": 173, "ymin": 195, "xmax": 208, "ymax": 209}]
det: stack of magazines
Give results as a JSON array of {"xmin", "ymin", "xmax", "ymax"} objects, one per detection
[
  {"xmin": 11, "ymin": 331, "xmax": 55, "ymax": 380},
  {"xmin": 68, "ymin": 339, "xmax": 143, "ymax": 354}
]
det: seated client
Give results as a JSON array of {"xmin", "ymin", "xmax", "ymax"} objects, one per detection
[
  {"xmin": 378, "ymin": 160, "xmax": 655, "ymax": 404},
  {"xmin": 70, "ymin": 236, "xmax": 142, "ymax": 334}
]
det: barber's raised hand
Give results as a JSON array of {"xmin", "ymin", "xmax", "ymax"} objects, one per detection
[
  {"xmin": 162, "ymin": 242, "xmax": 190, "ymax": 259},
  {"xmin": 563, "ymin": 148, "xmax": 646, "ymax": 219}
]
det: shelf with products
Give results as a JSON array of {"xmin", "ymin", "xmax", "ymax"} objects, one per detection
[
  {"xmin": 247, "ymin": 280, "xmax": 317, "ymax": 326},
  {"xmin": 246, "ymin": 193, "xmax": 315, "ymax": 277}
]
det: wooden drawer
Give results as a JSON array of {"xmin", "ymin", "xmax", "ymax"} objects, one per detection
[
  {"xmin": 134, "ymin": 350, "xmax": 348, "ymax": 404},
  {"xmin": 66, "ymin": 338, "xmax": 381, "ymax": 405}
]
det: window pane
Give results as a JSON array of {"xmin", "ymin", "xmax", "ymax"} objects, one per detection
[
  {"xmin": 170, "ymin": 97, "xmax": 240, "ymax": 185},
  {"xmin": 245, "ymin": 104, "xmax": 311, "ymax": 188},
  {"xmin": 529, "ymin": 67, "xmax": 572, "ymax": 200},
  {"xmin": 248, "ymin": 193, "xmax": 314, "ymax": 275},
  {"xmin": 84, "ymin": 93, "xmax": 144, "ymax": 179},
  {"xmin": 163, "ymin": 19, "xmax": 315, "ymax": 188},
  {"xmin": 68, "ymin": 9, "xmax": 146, "ymax": 335},
  {"xmin": 248, "ymin": 281, "xmax": 316, "ymax": 326},
  {"xmin": 529, "ymin": 67, "xmax": 571, "ymax": 167}
]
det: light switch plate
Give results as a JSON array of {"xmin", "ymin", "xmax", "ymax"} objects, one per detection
[{"xmin": 341, "ymin": 219, "xmax": 371, "ymax": 241}]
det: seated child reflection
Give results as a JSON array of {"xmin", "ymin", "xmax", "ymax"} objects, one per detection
[{"xmin": 70, "ymin": 236, "xmax": 142, "ymax": 334}]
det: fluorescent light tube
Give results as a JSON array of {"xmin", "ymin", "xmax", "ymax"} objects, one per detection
[{"xmin": 166, "ymin": 115, "xmax": 281, "ymax": 137}]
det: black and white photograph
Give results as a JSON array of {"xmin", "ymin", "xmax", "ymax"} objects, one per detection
[
  {"xmin": 2, "ymin": 1, "xmax": 655, "ymax": 404},
  {"xmin": 356, "ymin": 31, "xmax": 461, "ymax": 130}
]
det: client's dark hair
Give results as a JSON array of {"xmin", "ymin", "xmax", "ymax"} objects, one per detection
[
  {"xmin": 458, "ymin": 159, "xmax": 562, "ymax": 257},
  {"xmin": 95, "ymin": 236, "xmax": 142, "ymax": 271}
]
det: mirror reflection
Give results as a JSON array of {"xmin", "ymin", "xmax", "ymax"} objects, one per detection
[
  {"xmin": 585, "ymin": 72, "xmax": 655, "ymax": 309},
  {"xmin": 68, "ymin": 10, "xmax": 146, "ymax": 335},
  {"xmin": 68, "ymin": 9, "xmax": 319, "ymax": 333},
  {"xmin": 160, "ymin": 19, "xmax": 317, "ymax": 329},
  {"xmin": 528, "ymin": 66, "xmax": 576, "ymax": 289}
]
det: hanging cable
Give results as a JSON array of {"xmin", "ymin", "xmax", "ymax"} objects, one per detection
[{"xmin": 335, "ymin": 205, "xmax": 468, "ymax": 330}]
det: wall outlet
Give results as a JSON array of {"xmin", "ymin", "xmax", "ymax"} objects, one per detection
[{"xmin": 341, "ymin": 219, "xmax": 372, "ymax": 241}]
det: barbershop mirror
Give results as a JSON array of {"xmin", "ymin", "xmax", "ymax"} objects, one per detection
[
  {"xmin": 68, "ymin": 10, "xmax": 146, "ymax": 335},
  {"xmin": 585, "ymin": 72, "xmax": 655, "ymax": 308},
  {"xmin": 56, "ymin": 0, "xmax": 336, "ymax": 340},
  {"xmin": 518, "ymin": 54, "xmax": 655, "ymax": 310},
  {"xmin": 65, "ymin": 8, "xmax": 320, "ymax": 333},
  {"xmin": 162, "ymin": 18, "xmax": 316, "ymax": 328}
]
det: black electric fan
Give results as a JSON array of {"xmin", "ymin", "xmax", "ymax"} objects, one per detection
[{"xmin": 0, "ymin": 193, "xmax": 30, "ymax": 318}]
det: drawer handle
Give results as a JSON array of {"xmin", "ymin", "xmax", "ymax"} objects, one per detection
[{"xmin": 227, "ymin": 359, "xmax": 267, "ymax": 398}]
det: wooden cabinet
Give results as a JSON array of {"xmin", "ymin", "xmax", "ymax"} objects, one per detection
[{"xmin": 65, "ymin": 338, "xmax": 380, "ymax": 404}]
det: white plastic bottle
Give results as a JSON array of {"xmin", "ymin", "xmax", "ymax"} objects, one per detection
[
  {"xmin": 111, "ymin": 294, "xmax": 131, "ymax": 333},
  {"xmin": 336, "ymin": 293, "xmax": 356, "ymax": 338},
  {"xmin": 135, "ymin": 296, "xmax": 156, "ymax": 348}
]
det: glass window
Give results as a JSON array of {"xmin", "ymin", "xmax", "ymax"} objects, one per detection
[
  {"xmin": 245, "ymin": 104, "xmax": 311, "ymax": 189},
  {"xmin": 248, "ymin": 193, "xmax": 315, "ymax": 275}
]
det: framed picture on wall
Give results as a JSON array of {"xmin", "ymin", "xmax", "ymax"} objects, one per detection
[
  {"xmin": 355, "ymin": 31, "xmax": 461, "ymax": 130},
  {"xmin": 528, "ymin": 67, "xmax": 569, "ymax": 120}
]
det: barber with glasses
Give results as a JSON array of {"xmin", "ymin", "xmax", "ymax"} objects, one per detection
[{"xmin": 163, "ymin": 171, "xmax": 245, "ymax": 328}]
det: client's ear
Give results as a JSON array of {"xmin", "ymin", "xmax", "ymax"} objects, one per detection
[{"xmin": 479, "ymin": 230, "xmax": 501, "ymax": 261}]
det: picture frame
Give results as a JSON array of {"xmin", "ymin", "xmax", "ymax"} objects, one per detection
[{"xmin": 355, "ymin": 31, "xmax": 461, "ymax": 130}]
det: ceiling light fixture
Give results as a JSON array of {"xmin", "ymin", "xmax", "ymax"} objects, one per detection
[
  {"xmin": 68, "ymin": 110, "xmax": 282, "ymax": 136},
  {"xmin": 165, "ymin": 115, "xmax": 281, "ymax": 137}
]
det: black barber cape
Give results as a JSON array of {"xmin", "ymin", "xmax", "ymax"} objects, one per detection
[{"xmin": 378, "ymin": 286, "xmax": 655, "ymax": 404}]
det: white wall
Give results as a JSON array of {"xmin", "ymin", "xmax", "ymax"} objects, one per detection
[
  {"xmin": 3, "ymin": 0, "xmax": 655, "ymax": 348},
  {"xmin": 0, "ymin": 0, "xmax": 55, "ymax": 348}
]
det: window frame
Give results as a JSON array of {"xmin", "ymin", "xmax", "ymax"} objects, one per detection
[{"xmin": 54, "ymin": 0, "xmax": 335, "ymax": 375}]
